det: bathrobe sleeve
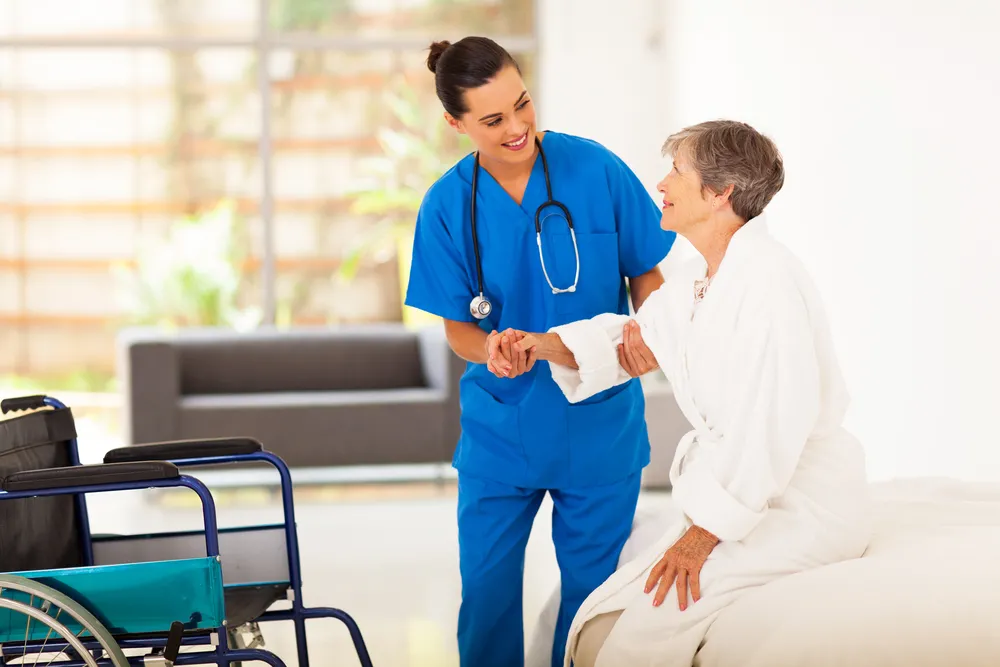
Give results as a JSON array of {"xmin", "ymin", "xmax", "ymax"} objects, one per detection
[
  {"xmin": 670, "ymin": 276, "xmax": 822, "ymax": 542},
  {"xmin": 546, "ymin": 287, "xmax": 673, "ymax": 403}
]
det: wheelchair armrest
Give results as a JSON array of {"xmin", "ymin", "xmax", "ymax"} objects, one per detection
[
  {"xmin": 2, "ymin": 461, "xmax": 179, "ymax": 493},
  {"xmin": 103, "ymin": 437, "xmax": 263, "ymax": 464}
]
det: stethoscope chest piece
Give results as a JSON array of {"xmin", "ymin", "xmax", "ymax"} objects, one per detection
[{"xmin": 470, "ymin": 294, "xmax": 492, "ymax": 320}]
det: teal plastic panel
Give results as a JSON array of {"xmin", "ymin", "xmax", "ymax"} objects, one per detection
[{"xmin": 0, "ymin": 557, "xmax": 224, "ymax": 642}]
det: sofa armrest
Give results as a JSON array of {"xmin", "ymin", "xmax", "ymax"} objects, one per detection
[
  {"xmin": 118, "ymin": 330, "xmax": 180, "ymax": 445},
  {"xmin": 417, "ymin": 324, "xmax": 466, "ymax": 454},
  {"xmin": 416, "ymin": 325, "xmax": 451, "ymax": 391}
]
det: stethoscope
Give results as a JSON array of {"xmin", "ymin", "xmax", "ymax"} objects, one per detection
[{"xmin": 469, "ymin": 136, "xmax": 580, "ymax": 320}]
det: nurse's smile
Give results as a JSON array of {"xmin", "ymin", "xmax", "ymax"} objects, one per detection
[{"xmin": 502, "ymin": 132, "xmax": 529, "ymax": 151}]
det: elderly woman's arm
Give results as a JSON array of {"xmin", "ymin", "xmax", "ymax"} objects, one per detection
[
  {"xmin": 523, "ymin": 320, "xmax": 660, "ymax": 378},
  {"xmin": 513, "ymin": 287, "xmax": 670, "ymax": 402},
  {"xmin": 516, "ymin": 331, "xmax": 580, "ymax": 369}
]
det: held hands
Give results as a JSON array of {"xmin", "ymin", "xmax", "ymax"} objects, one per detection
[
  {"xmin": 485, "ymin": 321, "xmax": 656, "ymax": 378},
  {"xmin": 619, "ymin": 320, "xmax": 659, "ymax": 378},
  {"xmin": 645, "ymin": 525, "xmax": 720, "ymax": 611},
  {"xmin": 486, "ymin": 328, "xmax": 537, "ymax": 379}
]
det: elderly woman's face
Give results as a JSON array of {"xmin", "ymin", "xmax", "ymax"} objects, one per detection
[{"xmin": 656, "ymin": 148, "xmax": 713, "ymax": 234}]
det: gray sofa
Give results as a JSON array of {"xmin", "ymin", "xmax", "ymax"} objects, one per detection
[
  {"xmin": 117, "ymin": 324, "xmax": 465, "ymax": 468},
  {"xmin": 117, "ymin": 324, "xmax": 689, "ymax": 485}
]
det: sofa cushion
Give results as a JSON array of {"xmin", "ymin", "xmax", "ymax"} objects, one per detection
[{"xmin": 175, "ymin": 328, "xmax": 426, "ymax": 395}]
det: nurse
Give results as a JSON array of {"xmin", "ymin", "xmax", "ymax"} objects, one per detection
[{"xmin": 405, "ymin": 36, "xmax": 676, "ymax": 667}]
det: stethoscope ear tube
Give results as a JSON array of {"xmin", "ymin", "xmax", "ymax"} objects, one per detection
[
  {"xmin": 469, "ymin": 149, "xmax": 489, "ymax": 319},
  {"xmin": 536, "ymin": 228, "xmax": 579, "ymax": 294}
]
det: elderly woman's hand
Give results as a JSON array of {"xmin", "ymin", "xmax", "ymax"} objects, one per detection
[
  {"xmin": 645, "ymin": 525, "xmax": 720, "ymax": 611},
  {"xmin": 618, "ymin": 320, "xmax": 659, "ymax": 377},
  {"xmin": 486, "ymin": 328, "xmax": 536, "ymax": 379}
]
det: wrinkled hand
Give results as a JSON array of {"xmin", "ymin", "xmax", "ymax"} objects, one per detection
[
  {"xmin": 645, "ymin": 525, "xmax": 719, "ymax": 611},
  {"xmin": 486, "ymin": 328, "xmax": 537, "ymax": 379},
  {"xmin": 618, "ymin": 320, "xmax": 659, "ymax": 378},
  {"xmin": 512, "ymin": 332, "xmax": 542, "ymax": 355}
]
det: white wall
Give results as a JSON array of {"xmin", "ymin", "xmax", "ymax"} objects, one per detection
[
  {"xmin": 537, "ymin": 0, "xmax": 668, "ymax": 191},
  {"xmin": 537, "ymin": 0, "xmax": 696, "ymax": 272},
  {"xmin": 540, "ymin": 0, "xmax": 1000, "ymax": 482}
]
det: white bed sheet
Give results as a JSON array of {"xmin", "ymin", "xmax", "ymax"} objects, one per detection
[
  {"xmin": 526, "ymin": 478, "xmax": 1000, "ymax": 667},
  {"xmin": 697, "ymin": 477, "xmax": 1000, "ymax": 666}
]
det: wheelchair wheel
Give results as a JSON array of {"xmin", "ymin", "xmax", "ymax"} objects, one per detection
[{"xmin": 0, "ymin": 574, "xmax": 128, "ymax": 666}]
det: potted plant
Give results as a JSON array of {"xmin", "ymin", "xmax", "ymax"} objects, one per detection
[{"xmin": 114, "ymin": 199, "xmax": 263, "ymax": 331}]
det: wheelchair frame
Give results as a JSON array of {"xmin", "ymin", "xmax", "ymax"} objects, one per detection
[{"xmin": 0, "ymin": 394, "xmax": 374, "ymax": 667}]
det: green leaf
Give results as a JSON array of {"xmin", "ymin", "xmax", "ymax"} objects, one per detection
[{"xmin": 385, "ymin": 90, "xmax": 422, "ymax": 132}]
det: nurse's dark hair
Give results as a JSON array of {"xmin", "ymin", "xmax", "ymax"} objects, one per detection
[{"xmin": 426, "ymin": 37, "xmax": 521, "ymax": 118}]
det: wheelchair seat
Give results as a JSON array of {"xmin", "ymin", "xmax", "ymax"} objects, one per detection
[{"xmin": 225, "ymin": 583, "xmax": 290, "ymax": 628}]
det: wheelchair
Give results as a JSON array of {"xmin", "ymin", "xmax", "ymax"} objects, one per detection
[{"xmin": 0, "ymin": 394, "xmax": 374, "ymax": 667}]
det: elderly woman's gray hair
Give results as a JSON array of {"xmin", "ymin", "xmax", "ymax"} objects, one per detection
[{"xmin": 663, "ymin": 120, "xmax": 784, "ymax": 222}]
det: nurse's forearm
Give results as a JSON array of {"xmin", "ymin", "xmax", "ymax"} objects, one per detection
[
  {"xmin": 443, "ymin": 319, "xmax": 491, "ymax": 364},
  {"xmin": 629, "ymin": 267, "xmax": 665, "ymax": 311},
  {"xmin": 534, "ymin": 332, "xmax": 579, "ymax": 370}
]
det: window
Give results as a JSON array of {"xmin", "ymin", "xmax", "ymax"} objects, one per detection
[{"xmin": 0, "ymin": 0, "xmax": 537, "ymax": 390}]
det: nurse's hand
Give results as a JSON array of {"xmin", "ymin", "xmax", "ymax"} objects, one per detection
[
  {"xmin": 619, "ymin": 320, "xmax": 659, "ymax": 377},
  {"xmin": 645, "ymin": 525, "xmax": 719, "ymax": 611},
  {"xmin": 486, "ymin": 329, "xmax": 536, "ymax": 379}
]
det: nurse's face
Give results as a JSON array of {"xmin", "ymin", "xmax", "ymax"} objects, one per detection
[
  {"xmin": 448, "ymin": 65, "xmax": 538, "ymax": 168},
  {"xmin": 656, "ymin": 148, "xmax": 714, "ymax": 235}
]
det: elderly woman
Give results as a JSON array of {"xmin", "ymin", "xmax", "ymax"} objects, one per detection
[{"xmin": 512, "ymin": 120, "xmax": 871, "ymax": 666}]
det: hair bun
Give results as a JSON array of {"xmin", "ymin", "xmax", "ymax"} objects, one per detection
[{"xmin": 427, "ymin": 40, "xmax": 451, "ymax": 74}]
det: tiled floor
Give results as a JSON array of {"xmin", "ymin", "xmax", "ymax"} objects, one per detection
[{"xmin": 84, "ymin": 479, "xmax": 672, "ymax": 667}]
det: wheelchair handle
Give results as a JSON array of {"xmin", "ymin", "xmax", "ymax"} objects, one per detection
[{"xmin": 1, "ymin": 394, "xmax": 49, "ymax": 414}]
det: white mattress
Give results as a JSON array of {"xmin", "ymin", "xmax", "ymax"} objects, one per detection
[{"xmin": 697, "ymin": 477, "xmax": 1000, "ymax": 667}]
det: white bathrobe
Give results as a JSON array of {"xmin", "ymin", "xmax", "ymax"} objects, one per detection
[{"xmin": 547, "ymin": 217, "xmax": 872, "ymax": 667}]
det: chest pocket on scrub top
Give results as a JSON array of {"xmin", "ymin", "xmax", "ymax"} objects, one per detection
[{"xmin": 542, "ymin": 231, "xmax": 622, "ymax": 319}]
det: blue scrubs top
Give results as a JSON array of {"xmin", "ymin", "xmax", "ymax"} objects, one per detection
[{"xmin": 405, "ymin": 131, "xmax": 676, "ymax": 489}]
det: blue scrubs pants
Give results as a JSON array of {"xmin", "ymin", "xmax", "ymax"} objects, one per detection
[{"xmin": 456, "ymin": 471, "xmax": 642, "ymax": 667}]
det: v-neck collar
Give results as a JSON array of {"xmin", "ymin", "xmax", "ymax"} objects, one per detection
[{"xmin": 472, "ymin": 132, "xmax": 552, "ymax": 223}]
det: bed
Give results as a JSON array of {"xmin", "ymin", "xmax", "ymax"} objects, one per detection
[{"xmin": 527, "ymin": 478, "xmax": 1000, "ymax": 666}]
